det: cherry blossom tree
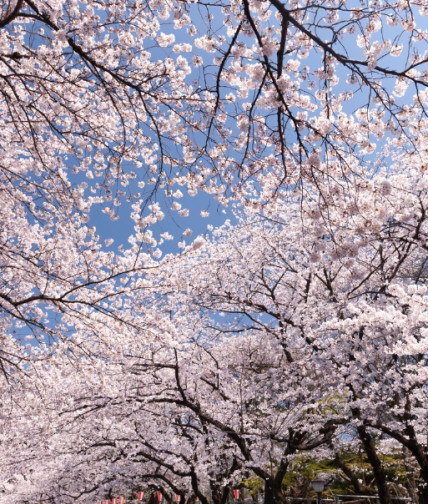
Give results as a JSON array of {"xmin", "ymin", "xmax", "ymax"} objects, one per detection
[
  {"xmin": 143, "ymin": 155, "xmax": 428, "ymax": 502},
  {"xmin": 1, "ymin": 0, "xmax": 428, "ymax": 503},
  {"xmin": 1, "ymin": 0, "xmax": 427, "ymax": 365},
  {"xmin": 3, "ymin": 0, "xmax": 426, "ymax": 194},
  {"xmin": 1, "ymin": 0, "xmax": 427, "ymax": 235},
  {"xmin": 2, "ymin": 154, "xmax": 428, "ymax": 503},
  {"xmin": 0, "ymin": 334, "xmax": 246, "ymax": 503}
]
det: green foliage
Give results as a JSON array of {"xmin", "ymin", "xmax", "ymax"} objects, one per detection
[
  {"xmin": 282, "ymin": 455, "xmax": 338, "ymax": 498},
  {"xmin": 239, "ymin": 444, "xmax": 417, "ymax": 500},
  {"xmin": 242, "ymin": 476, "xmax": 265, "ymax": 497}
]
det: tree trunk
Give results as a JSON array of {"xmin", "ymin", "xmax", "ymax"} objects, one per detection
[
  {"xmin": 264, "ymin": 478, "xmax": 274, "ymax": 504},
  {"xmin": 334, "ymin": 452, "xmax": 365, "ymax": 494},
  {"xmin": 402, "ymin": 446, "xmax": 419, "ymax": 504},
  {"xmin": 358, "ymin": 427, "xmax": 392, "ymax": 504},
  {"xmin": 418, "ymin": 469, "xmax": 428, "ymax": 504},
  {"xmin": 211, "ymin": 484, "xmax": 230, "ymax": 504},
  {"xmin": 272, "ymin": 477, "xmax": 286, "ymax": 504}
]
